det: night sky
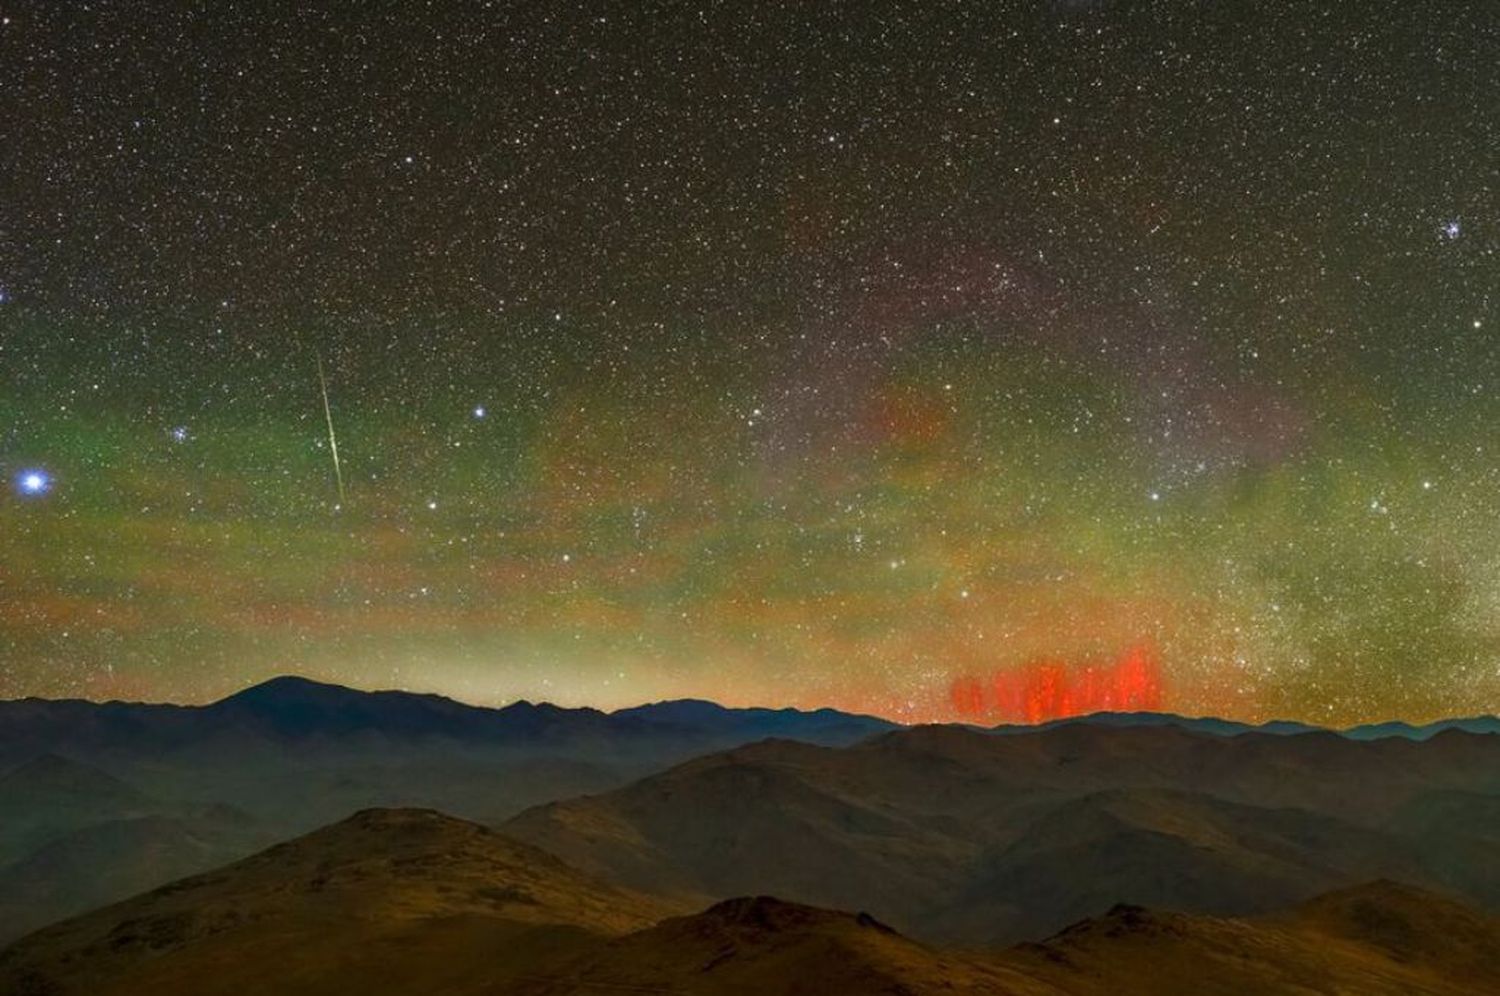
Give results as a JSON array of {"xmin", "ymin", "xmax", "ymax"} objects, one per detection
[{"xmin": 2, "ymin": 2, "xmax": 1498, "ymax": 725}]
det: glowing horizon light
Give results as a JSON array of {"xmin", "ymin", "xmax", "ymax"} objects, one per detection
[{"xmin": 951, "ymin": 644, "xmax": 1165, "ymax": 723}]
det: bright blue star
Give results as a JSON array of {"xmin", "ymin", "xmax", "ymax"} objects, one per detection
[
  {"xmin": 472, "ymin": 405, "xmax": 487, "ymax": 419},
  {"xmin": 1440, "ymin": 219, "xmax": 1462, "ymax": 241},
  {"xmin": 16, "ymin": 469, "xmax": 51, "ymax": 496}
]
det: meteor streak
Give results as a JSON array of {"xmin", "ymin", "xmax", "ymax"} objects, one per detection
[{"xmin": 316, "ymin": 355, "xmax": 346, "ymax": 507}]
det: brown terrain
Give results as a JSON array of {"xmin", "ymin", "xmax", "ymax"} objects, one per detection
[
  {"xmin": 515, "ymin": 896, "xmax": 1058, "ymax": 995},
  {"xmin": 3, "ymin": 807, "xmax": 1497, "ymax": 995},
  {"xmin": 1003, "ymin": 880, "xmax": 1500, "ymax": 996},
  {"xmin": 4, "ymin": 710, "xmax": 1499, "ymax": 994},
  {"xmin": 0, "ymin": 809, "xmax": 680, "ymax": 996},
  {"xmin": 501, "ymin": 723, "xmax": 1500, "ymax": 943}
]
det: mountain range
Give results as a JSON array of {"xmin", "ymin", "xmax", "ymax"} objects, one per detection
[
  {"xmin": 0, "ymin": 677, "xmax": 898, "ymax": 832},
  {"xmin": 3, "ymin": 677, "xmax": 1499, "ymax": 990},
  {"xmin": 3, "ymin": 807, "xmax": 1497, "ymax": 995},
  {"xmin": 0, "ymin": 676, "xmax": 898, "ymax": 760},
  {"xmin": 7, "ymin": 677, "xmax": 1491, "ymax": 775},
  {"xmin": 502, "ymin": 721, "xmax": 1500, "ymax": 944},
  {"xmin": 0, "ymin": 677, "xmax": 896, "ymax": 945}
]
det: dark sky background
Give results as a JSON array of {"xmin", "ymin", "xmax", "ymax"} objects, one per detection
[{"xmin": 2, "ymin": 1, "xmax": 1498, "ymax": 724}]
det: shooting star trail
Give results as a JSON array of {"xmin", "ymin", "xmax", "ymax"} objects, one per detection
[{"xmin": 316, "ymin": 355, "xmax": 347, "ymax": 507}]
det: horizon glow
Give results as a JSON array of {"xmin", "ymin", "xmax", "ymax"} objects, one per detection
[{"xmin": 2, "ymin": 4, "xmax": 1497, "ymax": 727}]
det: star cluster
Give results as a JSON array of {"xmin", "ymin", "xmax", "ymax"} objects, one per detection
[{"xmin": 1, "ymin": 1, "xmax": 1498, "ymax": 723}]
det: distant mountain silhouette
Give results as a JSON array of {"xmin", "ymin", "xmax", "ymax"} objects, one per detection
[
  {"xmin": 0, "ymin": 754, "xmax": 150, "ymax": 865},
  {"xmin": 0, "ymin": 676, "xmax": 897, "ymax": 763},
  {"xmin": 1343, "ymin": 715, "xmax": 1500, "ymax": 740},
  {"xmin": 616, "ymin": 696, "xmax": 900, "ymax": 741},
  {"xmin": 0, "ymin": 755, "xmax": 267, "ymax": 945},
  {"xmin": 991, "ymin": 709, "xmax": 1500, "ymax": 740},
  {"xmin": 992, "ymin": 710, "xmax": 1325, "ymax": 737},
  {"xmin": 0, "ymin": 678, "xmax": 897, "ymax": 837},
  {"xmin": 5, "ymin": 678, "xmax": 1489, "ymax": 767},
  {"xmin": 0, "ymin": 809, "xmax": 270, "ymax": 946},
  {"xmin": 0, "ymin": 753, "xmax": 142, "ymax": 801}
]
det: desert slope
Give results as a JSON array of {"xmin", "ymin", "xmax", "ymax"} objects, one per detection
[
  {"xmin": 1003, "ymin": 880, "xmax": 1500, "ymax": 995},
  {"xmin": 5, "ymin": 803, "xmax": 1498, "ymax": 995},
  {"xmin": 0, "ymin": 755, "xmax": 271, "ymax": 945},
  {"xmin": 0, "ymin": 808, "xmax": 270, "ymax": 947},
  {"xmin": 0, "ymin": 808, "xmax": 681, "ymax": 996},
  {"xmin": 516, "ymin": 882, "xmax": 1500, "ymax": 995},
  {"xmin": 516, "ymin": 896, "xmax": 1060, "ymax": 995},
  {"xmin": 503, "ymin": 723, "xmax": 1500, "ymax": 943},
  {"xmin": 0, "ymin": 678, "xmax": 902, "ymax": 941}
]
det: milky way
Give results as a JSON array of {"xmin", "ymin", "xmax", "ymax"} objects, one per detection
[{"xmin": 1, "ymin": 2, "xmax": 1498, "ymax": 724}]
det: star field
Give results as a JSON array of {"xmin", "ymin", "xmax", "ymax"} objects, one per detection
[{"xmin": 1, "ymin": 1, "xmax": 1498, "ymax": 723}]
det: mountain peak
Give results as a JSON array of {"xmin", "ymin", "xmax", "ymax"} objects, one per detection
[
  {"xmin": 338, "ymin": 806, "xmax": 481, "ymax": 831},
  {"xmin": 0, "ymin": 805, "xmax": 680, "ymax": 995},
  {"xmin": 215, "ymin": 675, "xmax": 361, "ymax": 705},
  {"xmin": 207, "ymin": 677, "xmax": 488, "ymax": 739},
  {"xmin": 1293, "ymin": 878, "xmax": 1483, "ymax": 924},
  {"xmin": 0, "ymin": 752, "xmax": 141, "ymax": 800},
  {"xmin": 1283, "ymin": 879, "xmax": 1500, "ymax": 979},
  {"xmin": 700, "ymin": 895, "xmax": 860, "ymax": 930}
]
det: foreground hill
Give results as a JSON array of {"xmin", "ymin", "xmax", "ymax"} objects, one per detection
[
  {"xmin": 0, "ymin": 808, "xmax": 679, "ymax": 996},
  {"xmin": 516, "ymin": 896, "xmax": 1058, "ymax": 995},
  {"xmin": 1004, "ymin": 880, "xmax": 1500, "ymax": 995},
  {"xmin": 504, "ymin": 723, "xmax": 1500, "ymax": 943},
  {"xmin": 520, "ymin": 881, "xmax": 1500, "ymax": 996},
  {"xmin": 5, "ymin": 810, "xmax": 1495, "ymax": 996}
]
